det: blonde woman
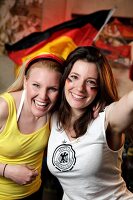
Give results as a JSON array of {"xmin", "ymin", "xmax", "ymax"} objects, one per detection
[{"xmin": 0, "ymin": 52, "xmax": 65, "ymax": 199}]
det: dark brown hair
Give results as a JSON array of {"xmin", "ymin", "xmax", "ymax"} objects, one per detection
[{"xmin": 57, "ymin": 46, "xmax": 118, "ymax": 137}]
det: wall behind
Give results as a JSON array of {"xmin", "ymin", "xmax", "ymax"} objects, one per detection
[
  {"xmin": 0, "ymin": 55, "xmax": 15, "ymax": 93},
  {"xmin": 42, "ymin": 0, "xmax": 133, "ymax": 29},
  {"xmin": 72, "ymin": 0, "xmax": 133, "ymax": 17}
]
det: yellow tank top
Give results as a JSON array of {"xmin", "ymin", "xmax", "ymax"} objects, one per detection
[{"xmin": 0, "ymin": 92, "xmax": 50, "ymax": 199}]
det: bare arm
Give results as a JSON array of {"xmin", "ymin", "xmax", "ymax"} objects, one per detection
[
  {"xmin": 0, "ymin": 98, "xmax": 38, "ymax": 185},
  {"xmin": 107, "ymin": 90, "xmax": 133, "ymax": 133},
  {"xmin": 0, "ymin": 163, "xmax": 38, "ymax": 185},
  {"xmin": 0, "ymin": 97, "xmax": 8, "ymax": 131},
  {"xmin": 106, "ymin": 90, "xmax": 133, "ymax": 150}
]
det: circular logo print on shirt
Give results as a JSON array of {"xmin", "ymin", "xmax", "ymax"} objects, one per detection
[{"xmin": 52, "ymin": 144, "xmax": 76, "ymax": 172}]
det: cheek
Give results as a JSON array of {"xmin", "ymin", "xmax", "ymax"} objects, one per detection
[
  {"xmin": 26, "ymin": 85, "xmax": 36, "ymax": 98},
  {"xmin": 64, "ymin": 83, "xmax": 70, "ymax": 98},
  {"xmin": 64, "ymin": 80, "xmax": 72, "ymax": 93},
  {"xmin": 51, "ymin": 92, "xmax": 59, "ymax": 102},
  {"xmin": 88, "ymin": 88, "xmax": 98, "ymax": 98}
]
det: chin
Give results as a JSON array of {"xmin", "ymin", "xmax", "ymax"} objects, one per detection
[{"xmin": 33, "ymin": 110, "xmax": 47, "ymax": 118}]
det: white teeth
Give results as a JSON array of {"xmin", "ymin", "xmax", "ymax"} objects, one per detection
[
  {"xmin": 72, "ymin": 93, "xmax": 84, "ymax": 99},
  {"xmin": 35, "ymin": 100, "xmax": 48, "ymax": 107}
]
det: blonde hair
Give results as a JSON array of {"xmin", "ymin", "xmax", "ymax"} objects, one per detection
[
  {"xmin": 7, "ymin": 52, "xmax": 65, "ymax": 93},
  {"xmin": 7, "ymin": 62, "xmax": 25, "ymax": 92}
]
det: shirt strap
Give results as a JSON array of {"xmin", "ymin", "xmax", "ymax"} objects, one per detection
[{"xmin": 17, "ymin": 90, "xmax": 25, "ymax": 121}]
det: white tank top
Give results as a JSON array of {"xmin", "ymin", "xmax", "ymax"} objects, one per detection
[{"xmin": 47, "ymin": 112, "xmax": 133, "ymax": 200}]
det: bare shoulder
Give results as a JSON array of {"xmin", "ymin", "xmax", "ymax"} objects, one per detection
[
  {"xmin": 105, "ymin": 102, "xmax": 116, "ymax": 124},
  {"xmin": 11, "ymin": 91, "xmax": 22, "ymax": 109},
  {"xmin": 0, "ymin": 97, "xmax": 9, "ymax": 130},
  {"xmin": 0, "ymin": 97, "xmax": 9, "ymax": 117}
]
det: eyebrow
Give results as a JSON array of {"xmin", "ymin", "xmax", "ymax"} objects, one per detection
[
  {"xmin": 87, "ymin": 77, "xmax": 98, "ymax": 81},
  {"xmin": 70, "ymin": 72, "xmax": 98, "ymax": 80}
]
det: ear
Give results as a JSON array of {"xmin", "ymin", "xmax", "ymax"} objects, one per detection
[{"xmin": 23, "ymin": 76, "xmax": 27, "ymax": 90}]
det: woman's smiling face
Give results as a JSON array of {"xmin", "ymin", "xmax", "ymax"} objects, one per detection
[
  {"xmin": 24, "ymin": 62, "xmax": 62, "ymax": 118},
  {"xmin": 64, "ymin": 59, "xmax": 98, "ymax": 115}
]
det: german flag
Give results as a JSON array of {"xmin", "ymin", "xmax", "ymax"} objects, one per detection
[{"xmin": 5, "ymin": 8, "xmax": 115, "ymax": 68}]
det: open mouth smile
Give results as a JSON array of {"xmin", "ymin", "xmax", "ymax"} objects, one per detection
[
  {"xmin": 71, "ymin": 92, "xmax": 86, "ymax": 100},
  {"xmin": 34, "ymin": 99, "xmax": 49, "ymax": 108}
]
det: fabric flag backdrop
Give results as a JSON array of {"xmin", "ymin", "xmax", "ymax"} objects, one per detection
[{"xmin": 5, "ymin": 8, "xmax": 115, "ymax": 74}]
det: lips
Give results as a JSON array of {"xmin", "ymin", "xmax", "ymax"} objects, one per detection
[
  {"xmin": 71, "ymin": 92, "xmax": 86, "ymax": 100},
  {"xmin": 34, "ymin": 99, "xmax": 49, "ymax": 109}
]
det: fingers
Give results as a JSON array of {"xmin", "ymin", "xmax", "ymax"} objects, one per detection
[
  {"xmin": 21, "ymin": 171, "xmax": 38, "ymax": 185},
  {"xmin": 22, "ymin": 165, "xmax": 39, "ymax": 185},
  {"xmin": 25, "ymin": 165, "xmax": 35, "ymax": 170},
  {"xmin": 26, "ymin": 165, "xmax": 38, "ymax": 175},
  {"xmin": 22, "ymin": 176, "xmax": 36, "ymax": 185},
  {"xmin": 33, "ymin": 169, "xmax": 38, "ymax": 176},
  {"xmin": 28, "ymin": 168, "xmax": 38, "ymax": 179}
]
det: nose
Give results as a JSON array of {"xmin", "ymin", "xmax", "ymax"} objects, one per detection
[
  {"xmin": 39, "ymin": 89, "xmax": 48, "ymax": 100},
  {"xmin": 76, "ymin": 80, "xmax": 85, "ymax": 91}
]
